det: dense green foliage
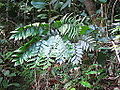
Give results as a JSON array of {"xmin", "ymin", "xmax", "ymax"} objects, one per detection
[{"xmin": 0, "ymin": 0, "xmax": 120, "ymax": 90}]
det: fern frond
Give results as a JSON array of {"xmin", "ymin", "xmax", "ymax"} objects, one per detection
[
  {"xmin": 111, "ymin": 26, "xmax": 120, "ymax": 34},
  {"xmin": 71, "ymin": 43, "xmax": 83, "ymax": 64},
  {"xmin": 70, "ymin": 35, "xmax": 96, "ymax": 64},
  {"xmin": 11, "ymin": 38, "xmax": 40, "ymax": 66},
  {"xmin": 59, "ymin": 14, "xmax": 86, "ymax": 40},
  {"xmin": 78, "ymin": 35, "xmax": 96, "ymax": 52},
  {"xmin": 12, "ymin": 35, "xmax": 71, "ymax": 69},
  {"xmin": 10, "ymin": 23, "xmax": 48, "ymax": 41},
  {"xmin": 10, "ymin": 17, "xmax": 96, "ymax": 66}
]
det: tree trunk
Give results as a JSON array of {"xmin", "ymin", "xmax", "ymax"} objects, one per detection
[{"xmin": 83, "ymin": 0, "xmax": 100, "ymax": 26}]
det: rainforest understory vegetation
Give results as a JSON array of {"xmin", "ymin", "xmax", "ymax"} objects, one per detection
[{"xmin": 0, "ymin": 0, "xmax": 120, "ymax": 90}]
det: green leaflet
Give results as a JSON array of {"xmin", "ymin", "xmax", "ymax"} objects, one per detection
[
  {"xmin": 85, "ymin": 71, "xmax": 98, "ymax": 75},
  {"xmin": 99, "ymin": 0, "xmax": 107, "ymax": 3},
  {"xmin": 79, "ymin": 25, "xmax": 90, "ymax": 35},
  {"xmin": 60, "ymin": 0, "xmax": 71, "ymax": 11},
  {"xmin": 31, "ymin": 0, "xmax": 47, "ymax": 9},
  {"xmin": 80, "ymin": 81, "xmax": 92, "ymax": 88},
  {"xmin": 70, "ymin": 88, "xmax": 76, "ymax": 90}
]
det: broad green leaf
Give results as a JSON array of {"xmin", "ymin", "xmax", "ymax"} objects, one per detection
[
  {"xmin": 8, "ymin": 73, "xmax": 16, "ymax": 77},
  {"xmin": 99, "ymin": 0, "xmax": 107, "ymax": 3},
  {"xmin": 85, "ymin": 71, "xmax": 98, "ymax": 75},
  {"xmin": 0, "ymin": 59, "xmax": 3, "ymax": 63},
  {"xmin": 0, "ymin": 3, "xmax": 4, "ymax": 8},
  {"xmin": 37, "ymin": 14, "xmax": 47, "ymax": 19},
  {"xmin": 91, "ymin": 64, "xmax": 101, "ymax": 67},
  {"xmin": 2, "ymin": 80, "xmax": 9, "ymax": 88},
  {"xmin": 0, "ymin": 77, "xmax": 3, "ymax": 83},
  {"xmin": 8, "ymin": 83, "xmax": 20, "ymax": 87},
  {"xmin": 52, "ymin": 21, "xmax": 63, "ymax": 28},
  {"xmin": 80, "ymin": 81, "xmax": 92, "ymax": 88},
  {"xmin": 31, "ymin": 0, "xmax": 47, "ymax": 9},
  {"xmin": 3, "ymin": 70, "xmax": 10, "ymax": 76},
  {"xmin": 79, "ymin": 25, "xmax": 90, "ymax": 35}
]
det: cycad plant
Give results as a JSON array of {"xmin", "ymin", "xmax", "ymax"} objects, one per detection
[
  {"xmin": 9, "ymin": 14, "xmax": 98, "ymax": 89},
  {"xmin": 10, "ymin": 14, "xmax": 96, "ymax": 69}
]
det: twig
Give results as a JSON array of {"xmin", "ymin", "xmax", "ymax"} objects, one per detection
[
  {"xmin": 1, "ymin": 18, "xmax": 18, "ymax": 26},
  {"xmin": 34, "ymin": 70, "xmax": 38, "ymax": 90},
  {"xmin": 111, "ymin": 41, "xmax": 120, "ymax": 63},
  {"xmin": 23, "ymin": 0, "xmax": 29, "ymax": 25},
  {"xmin": 111, "ymin": 0, "xmax": 118, "ymax": 23},
  {"xmin": 6, "ymin": 0, "xmax": 9, "ymax": 22}
]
